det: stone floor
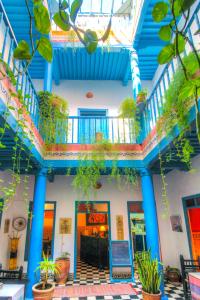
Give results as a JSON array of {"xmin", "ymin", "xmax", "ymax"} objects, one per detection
[{"xmin": 53, "ymin": 259, "xmax": 185, "ymax": 300}]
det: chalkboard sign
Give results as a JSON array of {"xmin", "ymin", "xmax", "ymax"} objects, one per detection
[{"xmin": 111, "ymin": 241, "xmax": 131, "ymax": 266}]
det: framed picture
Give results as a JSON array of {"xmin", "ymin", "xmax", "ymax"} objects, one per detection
[
  {"xmin": 116, "ymin": 215, "xmax": 124, "ymax": 240},
  {"xmin": 170, "ymin": 215, "xmax": 183, "ymax": 232},
  {"xmin": 4, "ymin": 219, "xmax": 10, "ymax": 233},
  {"xmin": 86, "ymin": 213, "xmax": 107, "ymax": 225},
  {"xmin": 59, "ymin": 218, "xmax": 72, "ymax": 234}
]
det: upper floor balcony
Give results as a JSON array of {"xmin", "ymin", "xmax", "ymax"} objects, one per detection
[{"xmin": 0, "ymin": 0, "xmax": 199, "ymax": 173}]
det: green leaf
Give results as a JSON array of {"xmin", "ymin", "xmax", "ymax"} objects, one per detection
[
  {"xmin": 158, "ymin": 44, "xmax": 175, "ymax": 64},
  {"xmin": 102, "ymin": 18, "xmax": 111, "ymax": 42},
  {"xmin": 152, "ymin": 2, "xmax": 169, "ymax": 22},
  {"xmin": 84, "ymin": 30, "xmax": 98, "ymax": 54},
  {"xmin": 178, "ymin": 81, "xmax": 195, "ymax": 101},
  {"xmin": 13, "ymin": 40, "xmax": 31, "ymax": 60},
  {"xmin": 173, "ymin": 0, "xmax": 183, "ymax": 17},
  {"xmin": 36, "ymin": 37, "xmax": 53, "ymax": 62},
  {"xmin": 70, "ymin": 0, "xmax": 83, "ymax": 23},
  {"xmin": 159, "ymin": 25, "xmax": 172, "ymax": 41},
  {"xmin": 61, "ymin": 0, "xmax": 69, "ymax": 9},
  {"xmin": 181, "ymin": 0, "xmax": 196, "ymax": 11},
  {"xmin": 53, "ymin": 11, "xmax": 70, "ymax": 31},
  {"xmin": 174, "ymin": 35, "xmax": 186, "ymax": 54},
  {"xmin": 0, "ymin": 142, "xmax": 6, "ymax": 149},
  {"xmin": 33, "ymin": 2, "xmax": 51, "ymax": 34},
  {"xmin": 195, "ymin": 28, "xmax": 200, "ymax": 35}
]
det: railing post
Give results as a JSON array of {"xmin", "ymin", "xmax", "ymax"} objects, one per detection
[{"xmin": 44, "ymin": 61, "xmax": 53, "ymax": 92}]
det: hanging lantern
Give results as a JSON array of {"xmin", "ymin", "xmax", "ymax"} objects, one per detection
[{"xmin": 86, "ymin": 91, "xmax": 94, "ymax": 98}]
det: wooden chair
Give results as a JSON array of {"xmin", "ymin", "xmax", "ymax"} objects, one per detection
[{"xmin": 180, "ymin": 254, "xmax": 200, "ymax": 299}]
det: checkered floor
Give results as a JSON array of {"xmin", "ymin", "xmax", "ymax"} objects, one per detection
[{"xmin": 53, "ymin": 259, "xmax": 185, "ymax": 300}]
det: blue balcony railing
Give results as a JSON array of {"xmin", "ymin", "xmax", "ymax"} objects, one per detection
[
  {"xmin": 44, "ymin": 116, "xmax": 138, "ymax": 144},
  {"xmin": 0, "ymin": 0, "xmax": 40, "ymax": 129},
  {"xmin": 141, "ymin": 2, "xmax": 200, "ymax": 141}
]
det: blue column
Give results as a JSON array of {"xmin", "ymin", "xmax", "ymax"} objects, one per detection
[
  {"xmin": 44, "ymin": 61, "xmax": 53, "ymax": 92},
  {"xmin": 130, "ymin": 49, "xmax": 141, "ymax": 99},
  {"xmin": 140, "ymin": 168, "xmax": 167, "ymax": 299},
  {"xmin": 26, "ymin": 168, "xmax": 47, "ymax": 299}
]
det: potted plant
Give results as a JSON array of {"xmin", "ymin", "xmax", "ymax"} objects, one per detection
[
  {"xmin": 136, "ymin": 251, "xmax": 162, "ymax": 300},
  {"xmin": 165, "ymin": 266, "xmax": 181, "ymax": 283},
  {"xmin": 136, "ymin": 89, "xmax": 148, "ymax": 105},
  {"xmin": 38, "ymin": 91, "xmax": 69, "ymax": 144},
  {"xmin": 32, "ymin": 253, "xmax": 60, "ymax": 300},
  {"xmin": 55, "ymin": 252, "xmax": 70, "ymax": 284}
]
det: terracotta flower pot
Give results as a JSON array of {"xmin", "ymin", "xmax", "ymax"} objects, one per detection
[
  {"xmin": 55, "ymin": 258, "xmax": 70, "ymax": 284},
  {"xmin": 32, "ymin": 282, "xmax": 55, "ymax": 300},
  {"xmin": 136, "ymin": 94, "xmax": 146, "ymax": 105},
  {"xmin": 93, "ymin": 181, "xmax": 102, "ymax": 189},
  {"xmin": 142, "ymin": 290, "xmax": 161, "ymax": 300}
]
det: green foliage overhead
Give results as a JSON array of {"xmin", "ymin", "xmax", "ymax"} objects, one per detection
[
  {"xmin": 53, "ymin": 11, "xmax": 71, "ymax": 31},
  {"xmin": 13, "ymin": 40, "xmax": 31, "ymax": 60},
  {"xmin": 135, "ymin": 251, "xmax": 161, "ymax": 295},
  {"xmin": 37, "ymin": 37, "xmax": 53, "ymax": 62},
  {"xmin": 70, "ymin": 0, "xmax": 83, "ymax": 23},
  {"xmin": 33, "ymin": 2, "xmax": 51, "ymax": 35},
  {"xmin": 152, "ymin": 2, "xmax": 169, "ymax": 22},
  {"xmin": 158, "ymin": 44, "xmax": 175, "ymax": 64},
  {"xmin": 84, "ymin": 30, "xmax": 98, "ymax": 54},
  {"xmin": 159, "ymin": 25, "xmax": 172, "ymax": 41}
]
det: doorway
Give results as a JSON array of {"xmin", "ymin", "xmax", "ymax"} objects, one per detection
[
  {"xmin": 78, "ymin": 108, "xmax": 108, "ymax": 143},
  {"xmin": 74, "ymin": 201, "xmax": 111, "ymax": 282},
  {"xmin": 183, "ymin": 195, "xmax": 200, "ymax": 260},
  {"xmin": 127, "ymin": 201, "xmax": 147, "ymax": 261}
]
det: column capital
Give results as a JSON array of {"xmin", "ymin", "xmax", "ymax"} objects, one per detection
[{"xmin": 140, "ymin": 167, "xmax": 151, "ymax": 177}]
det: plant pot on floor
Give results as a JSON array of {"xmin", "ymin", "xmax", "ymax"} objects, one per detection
[
  {"xmin": 55, "ymin": 257, "xmax": 70, "ymax": 284},
  {"xmin": 32, "ymin": 282, "xmax": 55, "ymax": 300},
  {"xmin": 142, "ymin": 290, "xmax": 161, "ymax": 300}
]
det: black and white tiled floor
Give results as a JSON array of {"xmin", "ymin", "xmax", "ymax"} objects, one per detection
[{"xmin": 53, "ymin": 259, "xmax": 185, "ymax": 300}]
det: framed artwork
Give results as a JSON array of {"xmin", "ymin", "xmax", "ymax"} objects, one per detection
[
  {"xmin": 170, "ymin": 215, "xmax": 183, "ymax": 232},
  {"xmin": 86, "ymin": 213, "xmax": 107, "ymax": 225},
  {"xmin": 116, "ymin": 215, "xmax": 124, "ymax": 240},
  {"xmin": 4, "ymin": 219, "xmax": 10, "ymax": 233},
  {"xmin": 59, "ymin": 218, "xmax": 72, "ymax": 234}
]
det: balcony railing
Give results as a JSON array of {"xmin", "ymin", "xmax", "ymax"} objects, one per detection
[
  {"xmin": 141, "ymin": 2, "xmax": 200, "ymax": 141},
  {"xmin": 0, "ymin": 0, "xmax": 40, "ymax": 129},
  {"xmin": 41, "ymin": 116, "xmax": 138, "ymax": 144}
]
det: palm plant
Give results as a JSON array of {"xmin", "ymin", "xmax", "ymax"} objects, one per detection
[
  {"xmin": 135, "ymin": 251, "xmax": 161, "ymax": 295},
  {"xmin": 36, "ymin": 253, "xmax": 60, "ymax": 290}
]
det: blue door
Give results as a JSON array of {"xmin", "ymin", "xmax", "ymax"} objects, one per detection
[{"xmin": 78, "ymin": 109, "xmax": 108, "ymax": 143}]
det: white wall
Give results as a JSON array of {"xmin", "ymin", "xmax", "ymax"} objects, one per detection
[
  {"xmin": 153, "ymin": 154, "xmax": 200, "ymax": 268},
  {"xmin": 0, "ymin": 172, "xmax": 142, "ymax": 274},
  {"xmin": 33, "ymin": 80, "xmax": 133, "ymax": 116},
  {"xmin": 1, "ymin": 154, "xmax": 200, "ymax": 273}
]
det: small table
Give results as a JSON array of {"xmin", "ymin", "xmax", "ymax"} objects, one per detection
[
  {"xmin": 0, "ymin": 284, "xmax": 24, "ymax": 300},
  {"xmin": 189, "ymin": 272, "xmax": 200, "ymax": 299}
]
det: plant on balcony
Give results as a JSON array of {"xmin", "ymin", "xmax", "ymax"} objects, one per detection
[
  {"xmin": 136, "ymin": 251, "xmax": 162, "ymax": 300},
  {"xmin": 32, "ymin": 253, "xmax": 60, "ymax": 300},
  {"xmin": 38, "ymin": 91, "xmax": 69, "ymax": 144},
  {"xmin": 119, "ymin": 97, "xmax": 140, "ymax": 141},
  {"xmin": 152, "ymin": 0, "xmax": 200, "ymax": 141},
  {"xmin": 55, "ymin": 252, "xmax": 70, "ymax": 285},
  {"xmin": 136, "ymin": 89, "xmax": 148, "ymax": 105}
]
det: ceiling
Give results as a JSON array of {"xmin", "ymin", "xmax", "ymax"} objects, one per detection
[{"xmin": 2, "ymin": 0, "xmax": 169, "ymax": 83}]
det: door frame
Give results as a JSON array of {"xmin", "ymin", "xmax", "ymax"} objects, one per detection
[
  {"xmin": 24, "ymin": 201, "xmax": 57, "ymax": 261},
  {"xmin": 74, "ymin": 200, "xmax": 111, "ymax": 279},
  {"xmin": 182, "ymin": 194, "xmax": 200, "ymax": 259}
]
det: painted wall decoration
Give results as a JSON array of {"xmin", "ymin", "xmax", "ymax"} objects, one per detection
[
  {"xmin": 12, "ymin": 217, "xmax": 27, "ymax": 231},
  {"xmin": 59, "ymin": 218, "xmax": 72, "ymax": 234},
  {"xmin": 4, "ymin": 219, "xmax": 10, "ymax": 233},
  {"xmin": 86, "ymin": 213, "xmax": 107, "ymax": 226},
  {"xmin": 116, "ymin": 215, "xmax": 124, "ymax": 240},
  {"xmin": 170, "ymin": 215, "xmax": 183, "ymax": 232}
]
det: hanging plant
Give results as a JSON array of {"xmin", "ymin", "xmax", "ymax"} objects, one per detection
[
  {"xmin": 119, "ymin": 97, "xmax": 141, "ymax": 141},
  {"xmin": 38, "ymin": 91, "xmax": 69, "ymax": 145}
]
